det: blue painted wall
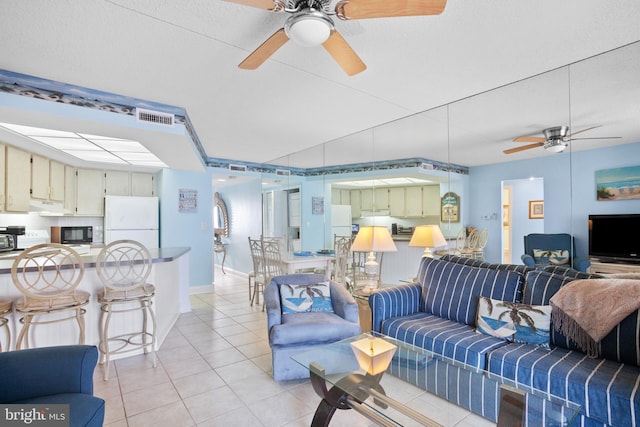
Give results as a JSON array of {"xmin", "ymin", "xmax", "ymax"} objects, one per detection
[{"xmin": 159, "ymin": 168, "xmax": 213, "ymax": 287}]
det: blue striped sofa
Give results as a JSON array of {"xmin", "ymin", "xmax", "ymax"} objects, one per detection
[{"xmin": 370, "ymin": 256, "xmax": 640, "ymax": 427}]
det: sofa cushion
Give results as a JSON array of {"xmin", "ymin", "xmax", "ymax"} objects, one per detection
[
  {"xmin": 417, "ymin": 257, "xmax": 524, "ymax": 326},
  {"xmin": 269, "ymin": 311, "xmax": 360, "ymax": 346},
  {"xmin": 476, "ymin": 296, "xmax": 552, "ymax": 348},
  {"xmin": 487, "ymin": 343, "xmax": 640, "ymax": 427},
  {"xmin": 380, "ymin": 311, "xmax": 510, "ymax": 369},
  {"xmin": 522, "ymin": 270, "xmax": 575, "ymax": 305},
  {"xmin": 14, "ymin": 393, "xmax": 105, "ymax": 427},
  {"xmin": 440, "ymin": 254, "xmax": 534, "ymax": 275}
]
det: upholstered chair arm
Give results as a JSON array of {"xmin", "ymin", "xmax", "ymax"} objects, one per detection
[
  {"xmin": 521, "ymin": 254, "xmax": 536, "ymax": 268},
  {"xmin": 0, "ymin": 345, "xmax": 98, "ymax": 403},
  {"xmin": 329, "ymin": 281, "xmax": 359, "ymax": 323},
  {"xmin": 573, "ymin": 257, "xmax": 591, "ymax": 273},
  {"xmin": 264, "ymin": 280, "xmax": 282, "ymax": 333},
  {"xmin": 369, "ymin": 283, "xmax": 422, "ymax": 332}
]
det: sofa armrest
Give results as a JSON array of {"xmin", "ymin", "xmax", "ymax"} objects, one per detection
[
  {"xmin": 369, "ymin": 283, "xmax": 422, "ymax": 332},
  {"xmin": 0, "ymin": 345, "xmax": 98, "ymax": 403},
  {"xmin": 264, "ymin": 280, "xmax": 282, "ymax": 333},
  {"xmin": 329, "ymin": 281, "xmax": 359, "ymax": 323},
  {"xmin": 521, "ymin": 254, "xmax": 536, "ymax": 268}
]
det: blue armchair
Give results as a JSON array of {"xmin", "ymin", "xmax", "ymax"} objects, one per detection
[
  {"xmin": 264, "ymin": 274, "xmax": 361, "ymax": 381},
  {"xmin": 521, "ymin": 233, "xmax": 591, "ymax": 272},
  {"xmin": 0, "ymin": 345, "xmax": 105, "ymax": 427}
]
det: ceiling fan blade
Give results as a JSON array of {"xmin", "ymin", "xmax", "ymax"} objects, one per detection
[
  {"xmin": 571, "ymin": 136, "xmax": 622, "ymax": 140},
  {"xmin": 335, "ymin": 0, "xmax": 446, "ymax": 20},
  {"xmin": 223, "ymin": 0, "xmax": 281, "ymax": 11},
  {"xmin": 322, "ymin": 31, "xmax": 366, "ymax": 76},
  {"xmin": 568, "ymin": 125, "xmax": 601, "ymax": 138},
  {"xmin": 238, "ymin": 28, "xmax": 289, "ymax": 70},
  {"xmin": 503, "ymin": 143, "xmax": 543, "ymax": 154},
  {"xmin": 513, "ymin": 136, "xmax": 546, "ymax": 143}
]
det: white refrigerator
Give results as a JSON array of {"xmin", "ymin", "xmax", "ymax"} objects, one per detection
[
  {"xmin": 104, "ymin": 196, "xmax": 159, "ymax": 248},
  {"xmin": 331, "ymin": 205, "xmax": 352, "ymax": 238}
]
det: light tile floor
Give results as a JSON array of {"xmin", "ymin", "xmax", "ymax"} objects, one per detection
[{"xmin": 95, "ymin": 271, "xmax": 494, "ymax": 427}]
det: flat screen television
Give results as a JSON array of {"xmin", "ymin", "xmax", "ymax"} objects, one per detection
[{"xmin": 588, "ymin": 214, "xmax": 640, "ymax": 263}]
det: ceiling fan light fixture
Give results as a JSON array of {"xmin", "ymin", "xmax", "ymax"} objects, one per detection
[
  {"xmin": 544, "ymin": 139, "xmax": 568, "ymax": 153},
  {"xmin": 285, "ymin": 10, "xmax": 334, "ymax": 47}
]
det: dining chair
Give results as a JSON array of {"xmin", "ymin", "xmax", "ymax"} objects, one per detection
[
  {"xmin": 473, "ymin": 228, "xmax": 488, "ymax": 260},
  {"xmin": 11, "ymin": 243, "xmax": 90, "ymax": 350},
  {"xmin": 333, "ymin": 236, "xmax": 353, "ymax": 288},
  {"xmin": 248, "ymin": 237, "xmax": 265, "ymax": 306},
  {"xmin": 0, "ymin": 298, "xmax": 12, "ymax": 351},
  {"xmin": 350, "ymin": 250, "xmax": 384, "ymax": 290},
  {"xmin": 96, "ymin": 239, "xmax": 156, "ymax": 380}
]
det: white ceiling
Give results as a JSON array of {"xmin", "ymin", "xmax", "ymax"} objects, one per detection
[{"xmin": 0, "ymin": 0, "xmax": 639, "ymax": 171}]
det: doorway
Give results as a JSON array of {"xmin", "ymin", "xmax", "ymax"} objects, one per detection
[{"xmin": 501, "ymin": 178, "xmax": 544, "ymax": 264}]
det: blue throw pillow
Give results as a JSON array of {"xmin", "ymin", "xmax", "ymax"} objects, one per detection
[
  {"xmin": 279, "ymin": 283, "xmax": 313, "ymax": 314},
  {"xmin": 476, "ymin": 296, "xmax": 551, "ymax": 348},
  {"xmin": 279, "ymin": 281, "xmax": 333, "ymax": 313}
]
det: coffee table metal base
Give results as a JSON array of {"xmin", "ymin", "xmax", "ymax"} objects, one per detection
[{"xmin": 309, "ymin": 362, "xmax": 441, "ymax": 427}]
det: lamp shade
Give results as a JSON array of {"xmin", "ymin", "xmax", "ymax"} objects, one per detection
[
  {"xmin": 409, "ymin": 225, "xmax": 447, "ymax": 257},
  {"xmin": 351, "ymin": 226, "xmax": 397, "ymax": 253},
  {"xmin": 350, "ymin": 336, "xmax": 397, "ymax": 376}
]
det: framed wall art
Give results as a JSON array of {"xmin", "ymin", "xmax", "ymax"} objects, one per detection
[
  {"xmin": 441, "ymin": 192, "xmax": 460, "ymax": 222},
  {"xmin": 528, "ymin": 200, "xmax": 544, "ymax": 219}
]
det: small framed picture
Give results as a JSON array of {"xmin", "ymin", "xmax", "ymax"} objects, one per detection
[{"xmin": 528, "ymin": 200, "xmax": 544, "ymax": 219}]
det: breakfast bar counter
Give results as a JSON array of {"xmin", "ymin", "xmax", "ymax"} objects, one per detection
[{"xmin": 0, "ymin": 246, "xmax": 191, "ymax": 354}]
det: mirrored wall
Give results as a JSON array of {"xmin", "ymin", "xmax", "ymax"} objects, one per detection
[{"xmin": 255, "ymin": 40, "xmax": 640, "ymax": 282}]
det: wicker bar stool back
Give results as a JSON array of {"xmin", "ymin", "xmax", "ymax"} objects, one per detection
[
  {"xmin": 96, "ymin": 239, "xmax": 156, "ymax": 380},
  {"xmin": 0, "ymin": 298, "xmax": 12, "ymax": 351},
  {"xmin": 11, "ymin": 243, "xmax": 89, "ymax": 350}
]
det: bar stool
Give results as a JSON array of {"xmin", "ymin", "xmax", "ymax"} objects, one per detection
[
  {"xmin": 96, "ymin": 239, "xmax": 156, "ymax": 380},
  {"xmin": 11, "ymin": 243, "xmax": 89, "ymax": 350},
  {"xmin": 0, "ymin": 298, "xmax": 12, "ymax": 351}
]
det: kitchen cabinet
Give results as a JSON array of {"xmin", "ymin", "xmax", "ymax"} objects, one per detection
[
  {"xmin": 105, "ymin": 171, "xmax": 130, "ymax": 196},
  {"xmin": 31, "ymin": 154, "xmax": 50, "ymax": 200},
  {"xmin": 131, "ymin": 172, "xmax": 154, "ymax": 196},
  {"xmin": 422, "ymin": 185, "xmax": 440, "ymax": 216},
  {"xmin": 389, "ymin": 187, "xmax": 405, "ymax": 217},
  {"xmin": 361, "ymin": 188, "xmax": 389, "ymax": 212},
  {"xmin": 31, "ymin": 155, "xmax": 65, "ymax": 202},
  {"xmin": 49, "ymin": 160, "xmax": 65, "ymax": 202},
  {"xmin": 405, "ymin": 186, "xmax": 423, "ymax": 217},
  {"xmin": 330, "ymin": 188, "xmax": 351, "ymax": 205},
  {"xmin": 0, "ymin": 144, "xmax": 5, "ymax": 211},
  {"xmin": 75, "ymin": 168, "xmax": 105, "ymax": 216},
  {"xmin": 360, "ymin": 189, "xmax": 373, "ymax": 211},
  {"xmin": 6, "ymin": 146, "xmax": 31, "ymax": 212},
  {"xmin": 64, "ymin": 165, "xmax": 76, "ymax": 213},
  {"xmin": 350, "ymin": 190, "xmax": 361, "ymax": 218}
]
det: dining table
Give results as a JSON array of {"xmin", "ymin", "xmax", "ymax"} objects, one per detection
[{"xmin": 280, "ymin": 252, "xmax": 336, "ymax": 279}]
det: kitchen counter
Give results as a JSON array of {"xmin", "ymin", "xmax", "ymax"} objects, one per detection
[{"xmin": 0, "ymin": 246, "xmax": 191, "ymax": 354}]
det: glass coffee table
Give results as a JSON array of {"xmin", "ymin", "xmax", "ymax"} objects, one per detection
[{"xmin": 292, "ymin": 332, "xmax": 581, "ymax": 427}]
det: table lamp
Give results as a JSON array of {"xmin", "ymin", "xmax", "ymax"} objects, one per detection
[
  {"xmin": 409, "ymin": 225, "xmax": 447, "ymax": 258},
  {"xmin": 350, "ymin": 336, "xmax": 397, "ymax": 376},
  {"xmin": 351, "ymin": 226, "xmax": 397, "ymax": 291}
]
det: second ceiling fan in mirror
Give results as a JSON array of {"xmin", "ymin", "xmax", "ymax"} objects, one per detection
[
  {"xmin": 504, "ymin": 125, "xmax": 621, "ymax": 155},
  {"xmin": 225, "ymin": 0, "xmax": 447, "ymax": 76}
]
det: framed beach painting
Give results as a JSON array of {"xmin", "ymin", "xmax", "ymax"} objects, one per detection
[{"xmin": 595, "ymin": 165, "xmax": 640, "ymax": 201}]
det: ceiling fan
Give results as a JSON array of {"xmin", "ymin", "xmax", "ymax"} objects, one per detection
[
  {"xmin": 224, "ymin": 0, "xmax": 447, "ymax": 76},
  {"xmin": 504, "ymin": 125, "xmax": 621, "ymax": 155}
]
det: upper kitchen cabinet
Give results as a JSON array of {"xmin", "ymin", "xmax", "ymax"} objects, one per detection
[
  {"xmin": 75, "ymin": 168, "xmax": 105, "ymax": 216},
  {"xmin": 389, "ymin": 187, "xmax": 406, "ymax": 217},
  {"xmin": 64, "ymin": 165, "xmax": 76, "ymax": 213},
  {"xmin": 31, "ymin": 155, "xmax": 65, "ymax": 202},
  {"xmin": 360, "ymin": 188, "xmax": 389, "ymax": 213},
  {"xmin": 6, "ymin": 146, "xmax": 31, "ymax": 212},
  {"xmin": 422, "ymin": 185, "xmax": 440, "ymax": 217},
  {"xmin": 405, "ymin": 187, "xmax": 423, "ymax": 217},
  {"xmin": 331, "ymin": 188, "xmax": 351, "ymax": 205},
  {"xmin": 105, "ymin": 171, "xmax": 155, "ymax": 197},
  {"xmin": 350, "ymin": 190, "xmax": 361, "ymax": 218},
  {"xmin": 131, "ymin": 172, "xmax": 155, "ymax": 197},
  {"xmin": 105, "ymin": 170, "xmax": 129, "ymax": 196}
]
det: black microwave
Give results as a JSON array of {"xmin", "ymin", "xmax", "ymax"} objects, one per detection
[{"xmin": 51, "ymin": 226, "xmax": 93, "ymax": 244}]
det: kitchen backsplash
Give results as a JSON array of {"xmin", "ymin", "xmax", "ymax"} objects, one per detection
[{"xmin": 0, "ymin": 212, "xmax": 104, "ymax": 243}]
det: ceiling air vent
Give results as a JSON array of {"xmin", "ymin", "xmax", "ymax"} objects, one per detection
[
  {"xmin": 421, "ymin": 162, "xmax": 434, "ymax": 170},
  {"xmin": 136, "ymin": 108, "xmax": 175, "ymax": 127},
  {"xmin": 229, "ymin": 164, "xmax": 247, "ymax": 172},
  {"xmin": 276, "ymin": 169, "xmax": 291, "ymax": 176}
]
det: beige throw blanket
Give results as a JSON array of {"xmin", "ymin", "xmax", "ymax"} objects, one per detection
[{"xmin": 550, "ymin": 278, "xmax": 640, "ymax": 357}]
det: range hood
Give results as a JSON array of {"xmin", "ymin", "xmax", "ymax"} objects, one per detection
[{"xmin": 29, "ymin": 199, "xmax": 67, "ymax": 216}]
